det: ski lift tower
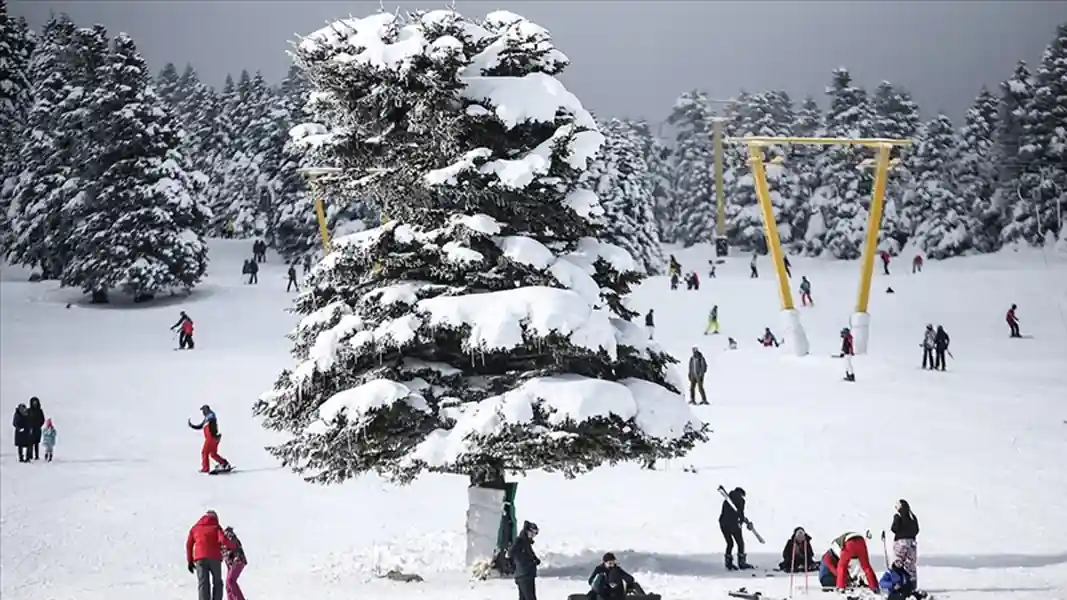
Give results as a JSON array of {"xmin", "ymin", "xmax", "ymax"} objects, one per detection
[
  {"xmin": 707, "ymin": 98, "xmax": 739, "ymax": 258},
  {"xmin": 297, "ymin": 166, "xmax": 343, "ymax": 254}
]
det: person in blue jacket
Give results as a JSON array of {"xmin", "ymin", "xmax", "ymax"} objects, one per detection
[{"xmin": 879, "ymin": 559, "xmax": 927, "ymax": 600}]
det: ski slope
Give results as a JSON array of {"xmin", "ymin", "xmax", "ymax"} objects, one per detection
[{"xmin": 2, "ymin": 239, "xmax": 1066, "ymax": 600}]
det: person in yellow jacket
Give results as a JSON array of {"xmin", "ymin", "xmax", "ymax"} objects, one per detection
[{"xmin": 704, "ymin": 305, "xmax": 719, "ymax": 335}]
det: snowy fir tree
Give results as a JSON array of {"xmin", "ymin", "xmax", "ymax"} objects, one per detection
[
  {"xmin": 173, "ymin": 65, "xmax": 218, "ymax": 197},
  {"xmin": 667, "ymin": 90, "xmax": 716, "ymax": 247},
  {"xmin": 904, "ymin": 115, "xmax": 971, "ymax": 258},
  {"xmin": 61, "ymin": 33, "xmax": 209, "ymax": 302},
  {"xmin": 153, "ymin": 62, "xmax": 184, "ymax": 109},
  {"xmin": 626, "ymin": 120, "xmax": 675, "ymax": 245},
  {"xmin": 805, "ymin": 68, "xmax": 877, "ymax": 258},
  {"xmin": 0, "ymin": 8, "xmax": 35, "ymax": 239},
  {"xmin": 991, "ymin": 60, "xmax": 1034, "ymax": 243},
  {"xmin": 786, "ymin": 95, "xmax": 823, "ymax": 251},
  {"xmin": 954, "ymin": 87, "xmax": 1001, "ymax": 252},
  {"xmin": 582, "ymin": 118, "xmax": 664, "ymax": 274},
  {"xmin": 254, "ymin": 9, "xmax": 706, "ymax": 497},
  {"xmin": 870, "ymin": 81, "xmax": 921, "ymax": 250}
]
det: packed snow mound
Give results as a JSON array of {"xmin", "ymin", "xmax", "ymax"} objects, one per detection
[{"xmin": 314, "ymin": 379, "xmax": 430, "ymax": 429}]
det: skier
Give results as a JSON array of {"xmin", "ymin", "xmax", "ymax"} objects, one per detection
[
  {"xmin": 779, "ymin": 527, "xmax": 817, "ymax": 572},
  {"xmin": 188, "ymin": 404, "xmax": 232, "ymax": 474},
  {"xmin": 889, "ymin": 499, "xmax": 920, "ymax": 584},
  {"xmin": 222, "ymin": 526, "xmax": 248, "ymax": 600},
  {"xmin": 508, "ymin": 520, "xmax": 540, "ymax": 600},
  {"xmin": 758, "ymin": 328, "xmax": 779, "ymax": 348},
  {"xmin": 286, "ymin": 264, "xmax": 299, "ymax": 292},
  {"xmin": 587, "ymin": 553, "xmax": 646, "ymax": 600},
  {"xmin": 820, "ymin": 531, "xmax": 879, "ymax": 592},
  {"xmin": 839, "ymin": 328, "xmax": 855, "ymax": 382},
  {"xmin": 799, "ymin": 276, "xmax": 813, "ymax": 307},
  {"xmin": 749, "ymin": 254, "xmax": 758, "ymax": 278},
  {"xmin": 41, "ymin": 418, "xmax": 57, "ymax": 462},
  {"xmin": 912, "ymin": 254, "xmax": 923, "ymax": 274},
  {"xmin": 644, "ymin": 309, "xmax": 655, "ymax": 340},
  {"xmin": 920, "ymin": 325, "xmax": 935, "ymax": 370},
  {"xmin": 171, "ymin": 311, "xmax": 195, "ymax": 350},
  {"xmin": 719, "ymin": 487, "xmax": 753, "ymax": 570},
  {"xmin": 688, "ymin": 346, "xmax": 708, "ymax": 405},
  {"xmin": 783, "ymin": 255, "xmax": 792, "ymax": 278},
  {"xmin": 186, "ymin": 510, "xmax": 237, "ymax": 600},
  {"xmin": 933, "ymin": 326, "xmax": 950, "ymax": 371},
  {"xmin": 880, "ymin": 250, "xmax": 891, "ymax": 275},
  {"xmin": 704, "ymin": 305, "xmax": 719, "ymax": 335},
  {"xmin": 1006, "ymin": 304, "xmax": 1021, "ymax": 338}
]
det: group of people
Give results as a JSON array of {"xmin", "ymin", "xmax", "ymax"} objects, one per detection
[
  {"xmin": 11, "ymin": 396, "xmax": 55, "ymax": 462},
  {"xmin": 920, "ymin": 325, "xmax": 951, "ymax": 371},
  {"xmin": 186, "ymin": 509, "xmax": 248, "ymax": 600}
]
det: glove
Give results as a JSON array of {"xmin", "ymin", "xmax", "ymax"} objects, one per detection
[
  {"xmin": 745, "ymin": 522, "xmax": 753, "ymax": 531},
  {"xmin": 187, "ymin": 561, "xmax": 195, "ymax": 574}
]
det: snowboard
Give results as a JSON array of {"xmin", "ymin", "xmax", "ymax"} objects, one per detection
[
  {"xmin": 208, "ymin": 466, "xmax": 235, "ymax": 475},
  {"xmin": 729, "ymin": 588, "xmax": 784, "ymax": 600}
]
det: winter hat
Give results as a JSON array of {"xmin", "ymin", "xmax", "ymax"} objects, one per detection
[
  {"xmin": 602, "ymin": 552, "xmax": 617, "ymax": 563},
  {"xmin": 200, "ymin": 404, "xmax": 211, "ymax": 412},
  {"xmin": 44, "ymin": 418, "xmax": 53, "ymax": 428},
  {"xmin": 523, "ymin": 520, "xmax": 539, "ymax": 534}
]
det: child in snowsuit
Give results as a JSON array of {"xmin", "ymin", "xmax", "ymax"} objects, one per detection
[
  {"xmin": 222, "ymin": 526, "xmax": 248, "ymax": 600},
  {"xmin": 41, "ymin": 418, "xmax": 56, "ymax": 462},
  {"xmin": 820, "ymin": 532, "xmax": 879, "ymax": 592},
  {"xmin": 719, "ymin": 487, "xmax": 753, "ymax": 570},
  {"xmin": 758, "ymin": 328, "xmax": 779, "ymax": 347},
  {"xmin": 799, "ymin": 277, "xmax": 812, "ymax": 306},
  {"xmin": 890, "ymin": 499, "xmax": 919, "ymax": 583},
  {"xmin": 778, "ymin": 527, "xmax": 817, "ymax": 572},
  {"xmin": 1006, "ymin": 304, "xmax": 1021, "ymax": 338},
  {"xmin": 704, "ymin": 305, "xmax": 719, "ymax": 335},
  {"xmin": 171, "ymin": 311, "xmax": 195, "ymax": 350},
  {"xmin": 879, "ymin": 560, "xmax": 925, "ymax": 600},
  {"xmin": 920, "ymin": 325, "xmax": 935, "ymax": 369},
  {"xmin": 188, "ymin": 405, "xmax": 232, "ymax": 474}
]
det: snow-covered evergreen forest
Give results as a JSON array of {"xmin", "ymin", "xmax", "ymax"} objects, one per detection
[{"xmin": 2, "ymin": 6, "xmax": 1065, "ymax": 305}]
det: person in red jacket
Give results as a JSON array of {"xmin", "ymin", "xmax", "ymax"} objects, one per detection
[
  {"xmin": 879, "ymin": 250, "xmax": 891, "ymax": 275},
  {"xmin": 1006, "ymin": 304, "xmax": 1021, "ymax": 338},
  {"xmin": 839, "ymin": 328, "xmax": 855, "ymax": 382},
  {"xmin": 912, "ymin": 254, "xmax": 923, "ymax": 273},
  {"xmin": 172, "ymin": 311, "xmax": 195, "ymax": 350},
  {"xmin": 186, "ymin": 510, "xmax": 236, "ymax": 600},
  {"xmin": 189, "ymin": 405, "xmax": 231, "ymax": 473}
]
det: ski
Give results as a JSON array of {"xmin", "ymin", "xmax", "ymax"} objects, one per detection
[{"xmin": 717, "ymin": 485, "xmax": 766, "ymax": 544}]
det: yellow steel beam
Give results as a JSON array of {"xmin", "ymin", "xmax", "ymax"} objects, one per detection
[
  {"xmin": 747, "ymin": 144, "xmax": 795, "ymax": 310},
  {"xmin": 713, "ymin": 120, "xmax": 726, "ymax": 237},
  {"xmin": 855, "ymin": 144, "xmax": 892, "ymax": 314},
  {"xmin": 727, "ymin": 136, "xmax": 911, "ymax": 147}
]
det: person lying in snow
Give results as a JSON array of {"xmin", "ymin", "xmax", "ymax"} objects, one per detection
[
  {"xmin": 586, "ymin": 553, "xmax": 646, "ymax": 599},
  {"xmin": 778, "ymin": 527, "xmax": 817, "ymax": 572}
]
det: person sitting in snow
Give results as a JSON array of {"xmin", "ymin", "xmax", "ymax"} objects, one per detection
[
  {"xmin": 879, "ymin": 559, "xmax": 927, "ymax": 600},
  {"xmin": 819, "ymin": 531, "xmax": 879, "ymax": 592},
  {"xmin": 779, "ymin": 527, "xmax": 817, "ymax": 572},
  {"xmin": 587, "ymin": 553, "xmax": 645, "ymax": 600},
  {"xmin": 758, "ymin": 328, "xmax": 779, "ymax": 348}
]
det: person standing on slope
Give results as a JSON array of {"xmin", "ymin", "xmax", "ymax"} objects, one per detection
[
  {"xmin": 12, "ymin": 404, "xmax": 32, "ymax": 463},
  {"xmin": 932, "ymin": 326, "xmax": 950, "ymax": 371},
  {"xmin": 839, "ymin": 328, "xmax": 855, "ymax": 382},
  {"xmin": 27, "ymin": 396, "xmax": 45, "ymax": 460},
  {"xmin": 920, "ymin": 325, "xmax": 935, "ymax": 370},
  {"xmin": 644, "ymin": 309, "xmax": 655, "ymax": 340},
  {"xmin": 749, "ymin": 254, "xmax": 759, "ymax": 278},
  {"xmin": 189, "ymin": 405, "xmax": 232, "ymax": 474},
  {"xmin": 508, "ymin": 520, "xmax": 541, "ymax": 600},
  {"xmin": 912, "ymin": 254, "xmax": 923, "ymax": 274},
  {"xmin": 41, "ymin": 418, "xmax": 57, "ymax": 462},
  {"xmin": 880, "ymin": 250, "xmax": 891, "ymax": 275},
  {"xmin": 888, "ymin": 499, "xmax": 919, "ymax": 584},
  {"xmin": 1006, "ymin": 304, "xmax": 1022, "ymax": 338},
  {"xmin": 286, "ymin": 264, "xmax": 299, "ymax": 292},
  {"xmin": 222, "ymin": 526, "xmax": 248, "ymax": 600},
  {"xmin": 821, "ymin": 531, "xmax": 879, "ymax": 592},
  {"xmin": 186, "ymin": 510, "xmax": 237, "ymax": 600},
  {"xmin": 799, "ymin": 276, "xmax": 813, "ymax": 306},
  {"xmin": 688, "ymin": 347, "xmax": 708, "ymax": 405},
  {"xmin": 172, "ymin": 311, "xmax": 195, "ymax": 350},
  {"xmin": 719, "ymin": 487, "xmax": 753, "ymax": 570},
  {"xmin": 704, "ymin": 305, "xmax": 719, "ymax": 335}
]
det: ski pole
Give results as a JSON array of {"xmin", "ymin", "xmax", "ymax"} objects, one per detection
[
  {"xmin": 803, "ymin": 538, "xmax": 809, "ymax": 593},
  {"xmin": 880, "ymin": 530, "xmax": 890, "ymax": 570},
  {"xmin": 789, "ymin": 537, "xmax": 797, "ymax": 598}
]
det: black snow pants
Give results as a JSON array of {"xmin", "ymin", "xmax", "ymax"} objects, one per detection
[
  {"xmin": 921, "ymin": 347, "xmax": 934, "ymax": 369},
  {"xmin": 179, "ymin": 332, "xmax": 195, "ymax": 350},
  {"xmin": 934, "ymin": 347, "xmax": 947, "ymax": 371},
  {"xmin": 1009, "ymin": 321, "xmax": 1021, "ymax": 337},
  {"xmin": 287, "ymin": 278, "xmax": 299, "ymax": 292},
  {"xmin": 516, "ymin": 576, "xmax": 537, "ymax": 600},
  {"xmin": 750, "ymin": 266, "xmax": 758, "ymax": 278},
  {"xmin": 195, "ymin": 558, "xmax": 224, "ymax": 600},
  {"xmin": 720, "ymin": 521, "xmax": 745, "ymax": 556}
]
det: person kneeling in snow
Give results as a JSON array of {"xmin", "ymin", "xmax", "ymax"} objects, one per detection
[
  {"xmin": 587, "ymin": 553, "xmax": 646, "ymax": 600},
  {"xmin": 819, "ymin": 531, "xmax": 879, "ymax": 592},
  {"xmin": 758, "ymin": 328, "xmax": 779, "ymax": 348},
  {"xmin": 880, "ymin": 560, "xmax": 928, "ymax": 600},
  {"xmin": 779, "ymin": 527, "xmax": 817, "ymax": 572}
]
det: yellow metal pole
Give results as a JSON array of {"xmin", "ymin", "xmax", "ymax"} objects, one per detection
[
  {"xmin": 714, "ymin": 119, "xmax": 726, "ymax": 238},
  {"xmin": 855, "ymin": 144, "xmax": 892, "ymax": 314},
  {"xmin": 748, "ymin": 143, "xmax": 795, "ymax": 311},
  {"xmin": 311, "ymin": 180, "xmax": 331, "ymax": 254}
]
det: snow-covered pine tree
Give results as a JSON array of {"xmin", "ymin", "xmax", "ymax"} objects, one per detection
[
  {"xmin": 870, "ymin": 81, "xmax": 921, "ymax": 251},
  {"xmin": 806, "ymin": 68, "xmax": 877, "ymax": 258},
  {"xmin": 667, "ymin": 90, "xmax": 716, "ymax": 247},
  {"xmin": 582, "ymin": 118, "xmax": 664, "ymax": 274},
  {"xmin": 904, "ymin": 115, "xmax": 971, "ymax": 258},
  {"xmin": 787, "ymin": 96, "xmax": 822, "ymax": 252},
  {"xmin": 205, "ymin": 74, "xmax": 238, "ymax": 235},
  {"xmin": 172, "ymin": 65, "xmax": 216, "ymax": 202},
  {"xmin": 153, "ymin": 62, "xmax": 183, "ymax": 110},
  {"xmin": 61, "ymin": 33, "xmax": 209, "ymax": 302},
  {"xmin": 991, "ymin": 61, "xmax": 1033, "ymax": 244},
  {"xmin": 955, "ymin": 87, "xmax": 1000, "ymax": 252},
  {"xmin": 1005, "ymin": 24, "xmax": 1067, "ymax": 245},
  {"xmin": 0, "ymin": 10, "xmax": 36, "ymax": 240},
  {"xmin": 254, "ymin": 9, "xmax": 706, "ymax": 495},
  {"xmin": 626, "ymin": 120, "xmax": 675, "ymax": 245},
  {"xmin": 214, "ymin": 70, "xmax": 276, "ymax": 238}
]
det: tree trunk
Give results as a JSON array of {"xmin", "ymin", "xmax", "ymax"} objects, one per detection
[{"xmin": 465, "ymin": 461, "xmax": 514, "ymax": 577}]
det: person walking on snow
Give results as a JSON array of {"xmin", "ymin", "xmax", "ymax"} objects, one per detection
[
  {"xmin": 880, "ymin": 250, "xmax": 891, "ymax": 275},
  {"xmin": 1006, "ymin": 304, "xmax": 1022, "ymax": 338},
  {"xmin": 704, "ymin": 305, "xmax": 719, "ymax": 335},
  {"xmin": 933, "ymin": 326, "xmax": 950, "ymax": 371},
  {"xmin": 688, "ymin": 347, "xmax": 708, "ymax": 405},
  {"xmin": 222, "ymin": 526, "xmax": 248, "ymax": 600},
  {"xmin": 246, "ymin": 258, "xmax": 259, "ymax": 284},
  {"xmin": 749, "ymin": 254, "xmax": 759, "ymax": 278},
  {"xmin": 508, "ymin": 520, "xmax": 540, "ymax": 600},
  {"xmin": 644, "ymin": 309, "xmax": 655, "ymax": 340},
  {"xmin": 172, "ymin": 311, "xmax": 195, "ymax": 350},
  {"xmin": 186, "ymin": 510, "xmax": 237, "ymax": 600},
  {"xmin": 783, "ymin": 255, "xmax": 792, "ymax": 278},
  {"xmin": 821, "ymin": 531, "xmax": 879, "ymax": 592},
  {"xmin": 839, "ymin": 328, "xmax": 855, "ymax": 381},
  {"xmin": 719, "ymin": 487, "xmax": 753, "ymax": 570},
  {"xmin": 912, "ymin": 254, "xmax": 923, "ymax": 273},
  {"xmin": 920, "ymin": 325, "xmax": 935, "ymax": 370},
  {"xmin": 758, "ymin": 328, "xmax": 779, "ymax": 347},
  {"xmin": 799, "ymin": 276, "xmax": 813, "ymax": 306},
  {"xmin": 189, "ymin": 405, "xmax": 231, "ymax": 474},
  {"xmin": 286, "ymin": 264, "xmax": 299, "ymax": 292},
  {"xmin": 41, "ymin": 418, "xmax": 57, "ymax": 462},
  {"xmin": 887, "ymin": 499, "xmax": 919, "ymax": 584}
]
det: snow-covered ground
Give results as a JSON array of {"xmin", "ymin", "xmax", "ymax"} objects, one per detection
[{"xmin": 2, "ymin": 239, "xmax": 1066, "ymax": 600}]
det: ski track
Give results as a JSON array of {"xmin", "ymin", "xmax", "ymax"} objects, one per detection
[{"xmin": 2, "ymin": 239, "xmax": 1066, "ymax": 600}]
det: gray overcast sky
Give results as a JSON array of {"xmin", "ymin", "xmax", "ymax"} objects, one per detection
[{"xmin": 11, "ymin": 1, "xmax": 1067, "ymax": 124}]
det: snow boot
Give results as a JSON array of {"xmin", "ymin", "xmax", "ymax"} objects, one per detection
[
  {"xmin": 725, "ymin": 554, "xmax": 738, "ymax": 571},
  {"xmin": 738, "ymin": 553, "xmax": 755, "ymax": 570}
]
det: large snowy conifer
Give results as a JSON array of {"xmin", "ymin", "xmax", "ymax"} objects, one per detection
[
  {"xmin": 991, "ymin": 61, "xmax": 1034, "ymax": 243},
  {"xmin": 627, "ymin": 120, "xmax": 675, "ymax": 245},
  {"xmin": 667, "ymin": 91, "xmax": 716, "ymax": 247},
  {"xmin": 955, "ymin": 87, "xmax": 1001, "ymax": 251},
  {"xmin": 254, "ymin": 9, "xmax": 706, "ymax": 487},
  {"xmin": 904, "ymin": 115, "xmax": 970, "ymax": 258},
  {"xmin": 61, "ymin": 34, "xmax": 209, "ymax": 302},
  {"xmin": 787, "ymin": 96, "xmax": 822, "ymax": 251},
  {"xmin": 870, "ymin": 81, "xmax": 920, "ymax": 250},
  {"xmin": 0, "ymin": 10, "xmax": 35, "ymax": 240}
]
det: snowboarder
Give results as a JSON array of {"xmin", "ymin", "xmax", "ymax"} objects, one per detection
[
  {"xmin": 688, "ymin": 346, "xmax": 708, "ymax": 405},
  {"xmin": 27, "ymin": 396, "xmax": 45, "ymax": 460},
  {"xmin": 188, "ymin": 405, "xmax": 232, "ymax": 474},
  {"xmin": 1006, "ymin": 304, "xmax": 1021, "ymax": 338},
  {"xmin": 758, "ymin": 328, "xmax": 779, "ymax": 348},
  {"xmin": 286, "ymin": 264, "xmax": 299, "ymax": 292},
  {"xmin": 41, "ymin": 418, "xmax": 57, "ymax": 462},
  {"xmin": 186, "ymin": 510, "xmax": 237, "ymax": 600},
  {"xmin": 719, "ymin": 487, "xmax": 753, "ymax": 570},
  {"xmin": 779, "ymin": 527, "xmax": 817, "ymax": 572},
  {"xmin": 820, "ymin": 531, "xmax": 879, "ymax": 592},
  {"xmin": 587, "ymin": 553, "xmax": 646, "ymax": 600},
  {"xmin": 704, "ymin": 305, "xmax": 719, "ymax": 335},
  {"xmin": 749, "ymin": 254, "xmax": 758, "ymax": 278},
  {"xmin": 508, "ymin": 520, "xmax": 540, "ymax": 600},
  {"xmin": 783, "ymin": 255, "xmax": 792, "ymax": 278},
  {"xmin": 912, "ymin": 254, "xmax": 923, "ymax": 274},
  {"xmin": 920, "ymin": 325, "xmax": 935, "ymax": 370},
  {"xmin": 12, "ymin": 404, "xmax": 31, "ymax": 463},
  {"xmin": 172, "ymin": 311, "xmax": 195, "ymax": 350},
  {"xmin": 933, "ymin": 326, "xmax": 950, "ymax": 371},
  {"xmin": 888, "ymin": 499, "xmax": 919, "ymax": 584},
  {"xmin": 222, "ymin": 526, "xmax": 248, "ymax": 600},
  {"xmin": 799, "ymin": 276, "xmax": 813, "ymax": 306},
  {"xmin": 644, "ymin": 309, "xmax": 655, "ymax": 340},
  {"xmin": 839, "ymin": 328, "xmax": 855, "ymax": 382},
  {"xmin": 880, "ymin": 250, "xmax": 891, "ymax": 275}
]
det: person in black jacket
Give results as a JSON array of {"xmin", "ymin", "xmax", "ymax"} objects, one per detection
[
  {"xmin": 778, "ymin": 527, "xmax": 817, "ymax": 572},
  {"xmin": 27, "ymin": 396, "xmax": 46, "ymax": 460},
  {"xmin": 509, "ymin": 520, "xmax": 540, "ymax": 600},
  {"xmin": 889, "ymin": 499, "xmax": 920, "ymax": 584},
  {"xmin": 12, "ymin": 404, "xmax": 32, "ymax": 463},
  {"xmin": 933, "ymin": 326, "xmax": 950, "ymax": 371},
  {"xmin": 587, "ymin": 553, "xmax": 646, "ymax": 600},
  {"xmin": 719, "ymin": 487, "xmax": 753, "ymax": 570}
]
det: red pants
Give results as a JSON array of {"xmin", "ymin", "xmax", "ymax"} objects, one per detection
[
  {"xmin": 800, "ymin": 292, "xmax": 812, "ymax": 306},
  {"xmin": 201, "ymin": 437, "xmax": 227, "ymax": 472},
  {"xmin": 836, "ymin": 537, "xmax": 878, "ymax": 591}
]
